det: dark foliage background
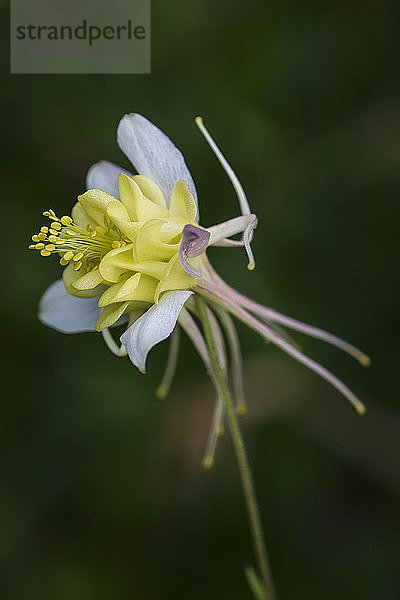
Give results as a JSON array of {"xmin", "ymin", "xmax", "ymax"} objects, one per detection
[{"xmin": 2, "ymin": 1, "xmax": 399, "ymax": 598}]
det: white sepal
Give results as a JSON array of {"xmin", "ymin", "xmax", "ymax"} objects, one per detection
[
  {"xmin": 120, "ymin": 290, "xmax": 193, "ymax": 373},
  {"xmin": 38, "ymin": 279, "xmax": 100, "ymax": 333}
]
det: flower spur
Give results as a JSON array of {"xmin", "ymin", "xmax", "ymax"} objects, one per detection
[{"xmin": 30, "ymin": 112, "xmax": 369, "ymax": 599}]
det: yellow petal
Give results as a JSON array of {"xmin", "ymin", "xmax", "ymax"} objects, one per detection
[
  {"xmin": 130, "ymin": 260, "xmax": 167, "ymax": 280},
  {"xmin": 98, "ymin": 273, "xmax": 141, "ymax": 306},
  {"xmin": 134, "ymin": 219, "xmax": 179, "ymax": 262},
  {"xmin": 71, "ymin": 201, "xmax": 96, "ymax": 228},
  {"xmin": 106, "ymin": 200, "xmax": 141, "ymax": 241},
  {"xmin": 72, "ymin": 268, "xmax": 104, "ymax": 290},
  {"xmin": 99, "ymin": 273, "xmax": 158, "ymax": 306},
  {"xmin": 99, "ymin": 244, "xmax": 135, "ymax": 283},
  {"xmin": 78, "ymin": 189, "xmax": 116, "ymax": 225},
  {"xmin": 159, "ymin": 218, "xmax": 186, "ymax": 240},
  {"xmin": 132, "ymin": 175, "xmax": 167, "ymax": 208},
  {"xmin": 128, "ymin": 274, "xmax": 158, "ymax": 303},
  {"xmin": 169, "ymin": 180, "xmax": 197, "ymax": 223},
  {"xmin": 154, "ymin": 254, "xmax": 197, "ymax": 302},
  {"xmin": 118, "ymin": 173, "xmax": 169, "ymax": 221},
  {"xmin": 62, "ymin": 263, "xmax": 106, "ymax": 298},
  {"xmin": 95, "ymin": 301, "xmax": 130, "ymax": 331}
]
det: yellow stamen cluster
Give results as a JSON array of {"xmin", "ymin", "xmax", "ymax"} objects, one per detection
[{"xmin": 29, "ymin": 209, "xmax": 128, "ymax": 272}]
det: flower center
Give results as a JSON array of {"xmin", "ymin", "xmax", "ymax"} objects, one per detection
[{"xmin": 29, "ymin": 209, "xmax": 127, "ymax": 272}]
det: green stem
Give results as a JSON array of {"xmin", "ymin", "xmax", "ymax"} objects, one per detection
[{"xmin": 195, "ymin": 296, "xmax": 276, "ymax": 600}]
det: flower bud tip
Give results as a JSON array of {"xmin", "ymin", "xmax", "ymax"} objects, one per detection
[
  {"xmin": 247, "ymin": 262, "xmax": 255, "ymax": 271},
  {"xmin": 195, "ymin": 116, "xmax": 204, "ymax": 127}
]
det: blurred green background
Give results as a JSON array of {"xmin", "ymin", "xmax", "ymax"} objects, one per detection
[{"xmin": 2, "ymin": 0, "xmax": 400, "ymax": 598}]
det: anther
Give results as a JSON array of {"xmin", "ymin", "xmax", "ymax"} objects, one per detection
[
  {"xmin": 111, "ymin": 241, "xmax": 121, "ymax": 249},
  {"xmin": 60, "ymin": 257, "xmax": 69, "ymax": 266},
  {"xmin": 32, "ymin": 235, "xmax": 40, "ymax": 242},
  {"xmin": 52, "ymin": 222, "xmax": 62, "ymax": 231},
  {"xmin": 48, "ymin": 235, "xmax": 58, "ymax": 243},
  {"xmin": 28, "ymin": 244, "xmax": 36, "ymax": 249},
  {"xmin": 35, "ymin": 243, "xmax": 45, "ymax": 250},
  {"xmin": 40, "ymin": 250, "xmax": 51, "ymax": 257},
  {"xmin": 61, "ymin": 215, "xmax": 73, "ymax": 226},
  {"xmin": 63, "ymin": 251, "xmax": 74, "ymax": 261},
  {"xmin": 73, "ymin": 261, "xmax": 82, "ymax": 271},
  {"xmin": 38, "ymin": 233, "xmax": 46, "ymax": 240},
  {"xmin": 73, "ymin": 252, "xmax": 84, "ymax": 262},
  {"xmin": 40, "ymin": 226, "xmax": 48, "ymax": 233},
  {"xmin": 45, "ymin": 244, "xmax": 56, "ymax": 252}
]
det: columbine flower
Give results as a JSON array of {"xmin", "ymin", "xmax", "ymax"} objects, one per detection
[{"xmin": 31, "ymin": 113, "xmax": 369, "ymax": 467}]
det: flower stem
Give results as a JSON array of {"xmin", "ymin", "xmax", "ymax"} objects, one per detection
[{"xmin": 195, "ymin": 296, "xmax": 276, "ymax": 600}]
